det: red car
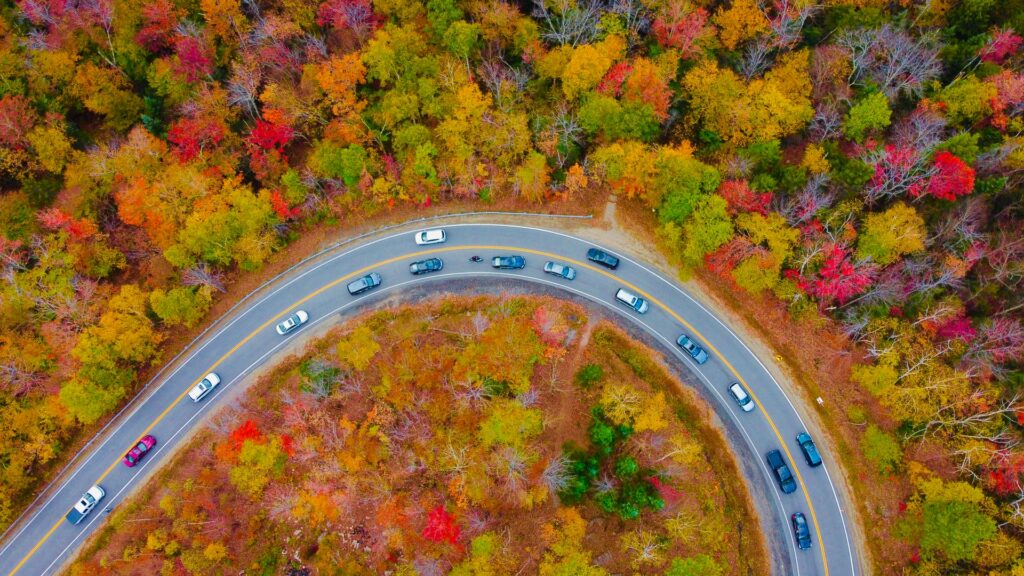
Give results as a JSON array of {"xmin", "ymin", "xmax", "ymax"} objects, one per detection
[{"xmin": 123, "ymin": 435, "xmax": 157, "ymax": 467}]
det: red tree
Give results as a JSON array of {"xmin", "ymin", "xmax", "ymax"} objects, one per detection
[
  {"xmin": 167, "ymin": 116, "xmax": 225, "ymax": 162},
  {"xmin": 793, "ymin": 244, "xmax": 875, "ymax": 305},
  {"xmin": 229, "ymin": 420, "xmax": 265, "ymax": 450},
  {"xmin": 174, "ymin": 35, "xmax": 213, "ymax": 82},
  {"xmin": 651, "ymin": 6, "xmax": 710, "ymax": 58},
  {"xmin": 935, "ymin": 316, "xmax": 977, "ymax": 343},
  {"xmin": 980, "ymin": 28, "xmax": 1023, "ymax": 64},
  {"xmin": 0, "ymin": 95, "xmax": 37, "ymax": 149},
  {"xmin": 37, "ymin": 208, "xmax": 97, "ymax": 240},
  {"xmin": 924, "ymin": 151, "xmax": 975, "ymax": 201},
  {"xmin": 135, "ymin": 0, "xmax": 180, "ymax": 52},
  {"xmin": 248, "ymin": 120, "xmax": 294, "ymax": 153},
  {"xmin": 421, "ymin": 505, "xmax": 459, "ymax": 544},
  {"xmin": 597, "ymin": 62, "xmax": 632, "ymax": 96},
  {"xmin": 269, "ymin": 189, "xmax": 301, "ymax": 220},
  {"xmin": 717, "ymin": 179, "xmax": 772, "ymax": 215},
  {"xmin": 316, "ymin": 0, "xmax": 378, "ymax": 38}
]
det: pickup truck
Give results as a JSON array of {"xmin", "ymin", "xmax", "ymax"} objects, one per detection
[{"xmin": 66, "ymin": 485, "xmax": 105, "ymax": 525}]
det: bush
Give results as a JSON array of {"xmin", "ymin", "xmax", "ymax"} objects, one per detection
[
  {"xmin": 862, "ymin": 425, "xmax": 902, "ymax": 475},
  {"xmin": 574, "ymin": 363, "xmax": 604, "ymax": 388}
]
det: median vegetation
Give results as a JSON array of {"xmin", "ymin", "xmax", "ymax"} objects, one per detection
[{"xmin": 66, "ymin": 296, "xmax": 766, "ymax": 574}]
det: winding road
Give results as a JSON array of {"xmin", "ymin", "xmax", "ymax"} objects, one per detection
[{"xmin": 0, "ymin": 223, "xmax": 859, "ymax": 576}]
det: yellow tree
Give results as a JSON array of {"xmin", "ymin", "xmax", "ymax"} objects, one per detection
[
  {"xmin": 713, "ymin": 0, "xmax": 769, "ymax": 50},
  {"xmin": 561, "ymin": 35, "xmax": 626, "ymax": 99}
]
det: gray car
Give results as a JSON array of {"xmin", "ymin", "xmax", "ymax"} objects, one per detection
[
  {"xmin": 543, "ymin": 261, "xmax": 577, "ymax": 280},
  {"xmin": 409, "ymin": 258, "xmax": 443, "ymax": 275},
  {"xmin": 676, "ymin": 334, "xmax": 709, "ymax": 364},
  {"xmin": 347, "ymin": 272, "xmax": 382, "ymax": 295}
]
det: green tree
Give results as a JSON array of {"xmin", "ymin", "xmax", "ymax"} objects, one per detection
[
  {"xmin": 310, "ymin": 142, "xmax": 368, "ymax": 187},
  {"xmin": 921, "ymin": 500, "xmax": 996, "ymax": 562},
  {"xmin": 681, "ymin": 195, "xmax": 734, "ymax": 265},
  {"xmin": 444, "ymin": 21, "xmax": 481, "ymax": 59},
  {"xmin": 843, "ymin": 91, "xmax": 891, "ymax": 142},
  {"xmin": 149, "ymin": 286, "xmax": 211, "ymax": 328},
  {"xmin": 59, "ymin": 373, "xmax": 132, "ymax": 424}
]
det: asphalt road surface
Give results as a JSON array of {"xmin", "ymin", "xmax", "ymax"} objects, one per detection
[{"xmin": 0, "ymin": 223, "xmax": 859, "ymax": 576}]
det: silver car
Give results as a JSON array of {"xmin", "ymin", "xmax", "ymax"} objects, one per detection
[
  {"xmin": 543, "ymin": 261, "xmax": 577, "ymax": 280},
  {"xmin": 275, "ymin": 310, "xmax": 309, "ymax": 335}
]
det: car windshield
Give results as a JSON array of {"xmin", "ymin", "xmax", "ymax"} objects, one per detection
[{"xmin": 137, "ymin": 441, "xmax": 147, "ymax": 450}]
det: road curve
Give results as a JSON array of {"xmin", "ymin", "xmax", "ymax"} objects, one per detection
[{"xmin": 0, "ymin": 223, "xmax": 859, "ymax": 576}]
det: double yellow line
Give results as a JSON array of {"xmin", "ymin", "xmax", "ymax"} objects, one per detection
[{"xmin": 9, "ymin": 244, "xmax": 828, "ymax": 576}]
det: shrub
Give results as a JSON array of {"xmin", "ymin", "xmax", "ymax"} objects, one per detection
[
  {"xmin": 574, "ymin": 363, "xmax": 604, "ymax": 388},
  {"xmin": 862, "ymin": 425, "xmax": 902, "ymax": 475}
]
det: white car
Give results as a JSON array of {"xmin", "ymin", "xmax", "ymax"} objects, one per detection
[
  {"xmin": 275, "ymin": 310, "xmax": 309, "ymax": 335},
  {"xmin": 188, "ymin": 373, "xmax": 221, "ymax": 402},
  {"xmin": 65, "ymin": 485, "xmax": 104, "ymax": 525},
  {"xmin": 414, "ymin": 229, "xmax": 446, "ymax": 245},
  {"xmin": 615, "ymin": 288, "xmax": 649, "ymax": 314},
  {"xmin": 728, "ymin": 382, "xmax": 755, "ymax": 412}
]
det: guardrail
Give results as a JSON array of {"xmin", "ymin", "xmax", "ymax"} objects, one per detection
[{"xmin": 0, "ymin": 210, "xmax": 591, "ymax": 544}]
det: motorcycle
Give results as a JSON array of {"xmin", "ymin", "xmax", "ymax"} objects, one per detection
[{"xmin": 469, "ymin": 255, "xmax": 483, "ymax": 263}]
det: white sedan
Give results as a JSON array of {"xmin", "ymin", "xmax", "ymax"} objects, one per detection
[
  {"xmin": 414, "ymin": 229, "xmax": 446, "ymax": 245},
  {"xmin": 275, "ymin": 310, "xmax": 309, "ymax": 335}
]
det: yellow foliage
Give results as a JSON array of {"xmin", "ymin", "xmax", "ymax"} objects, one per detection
[
  {"xmin": 561, "ymin": 35, "xmax": 626, "ymax": 99},
  {"xmin": 764, "ymin": 49, "xmax": 813, "ymax": 102},
  {"xmin": 336, "ymin": 325, "xmax": 381, "ymax": 371},
  {"xmin": 26, "ymin": 125, "xmax": 72, "ymax": 174},
  {"xmin": 682, "ymin": 58, "xmax": 813, "ymax": 148},
  {"xmin": 667, "ymin": 432, "xmax": 705, "ymax": 467},
  {"xmin": 203, "ymin": 542, "xmax": 228, "ymax": 563},
  {"xmin": 714, "ymin": 0, "xmax": 769, "ymax": 50},
  {"xmin": 535, "ymin": 44, "xmax": 575, "ymax": 80},
  {"xmin": 801, "ymin": 143, "xmax": 830, "ymax": 174}
]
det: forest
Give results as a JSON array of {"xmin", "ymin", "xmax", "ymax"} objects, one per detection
[
  {"xmin": 0, "ymin": 0, "xmax": 1023, "ymax": 571},
  {"xmin": 65, "ymin": 296, "xmax": 767, "ymax": 575}
]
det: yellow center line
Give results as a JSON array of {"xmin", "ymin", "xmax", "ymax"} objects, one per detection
[{"xmin": 9, "ymin": 244, "xmax": 829, "ymax": 576}]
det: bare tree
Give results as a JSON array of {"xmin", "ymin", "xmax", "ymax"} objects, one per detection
[
  {"xmin": 533, "ymin": 0, "xmax": 604, "ymax": 47},
  {"xmin": 183, "ymin": 263, "xmax": 227, "ymax": 293},
  {"xmin": 838, "ymin": 25, "xmax": 942, "ymax": 100}
]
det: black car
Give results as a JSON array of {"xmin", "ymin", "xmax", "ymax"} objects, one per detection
[
  {"xmin": 492, "ymin": 255, "xmax": 526, "ymax": 269},
  {"xmin": 586, "ymin": 248, "xmax": 620, "ymax": 270},
  {"xmin": 347, "ymin": 272, "xmax": 382, "ymax": 295},
  {"xmin": 409, "ymin": 258, "xmax": 444, "ymax": 275},
  {"xmin": 766, "ymin": 449, "xmax": 797, "ymax": 494},
  {"xmin": 796, "ymin": 432, "xmax": 823, "ymax": 467},
  {"xmin": 791, "ymin": 512, "xmax": 811, "ymax": 550}
]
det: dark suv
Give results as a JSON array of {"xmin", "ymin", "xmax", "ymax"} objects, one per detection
[
  {"xmin": 766, "ymin": 449, "xmax": 797, "ymax": 494},
  {"xmin": 586, "ymin": 248, "xmax": 620, "ymax": 270},
  {"xmin": 791, "ymin": 512, "xmax": 811, "ymax": 549},
  {"xmin": 796, "ymin": 432, "xmax": 822, "ymax": 467},
  {"xmin": 347, "ymin": 272, "xmax": 382, "ymax": 295}
]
